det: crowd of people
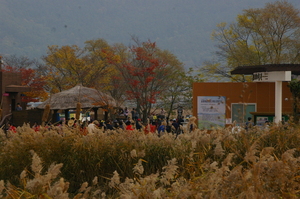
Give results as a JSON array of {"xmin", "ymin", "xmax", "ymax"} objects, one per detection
[
  {"xmin": 71, "ymin": 107, "xmax": 190, "ymax": 136},
  {"xmin": 5, "ymin": 106, "xmax": 198, "ymax": 137}
]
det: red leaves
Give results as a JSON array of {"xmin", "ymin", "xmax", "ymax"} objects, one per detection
[
  {"xmin": 145, "ymin": 76, "xmax": 154, "ymax": 84},
  {"xmin": 134, "ymin": 47, "xmax": 145, "ymax": 61},
  {"xmin": 101, "ymin": 48, "xmax": 118, "ymax": 64},
  {"xmin": 110, "ymin": 40, "xmax": 171, "ymax": 108},
  {"xmin": 130, "ymin": 79, "xmax": 140, "ymax": 87},
  {"xmin": 2, "ymin": 66, "xmax": 48, "ymax": 102},
  {"xmin": 1, "ymin": 65, "xmax": 16, "ymax": 73}
]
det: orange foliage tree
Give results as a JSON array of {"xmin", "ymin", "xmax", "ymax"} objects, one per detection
[
  {"xmin": 42, "ymin": 39, "xmax": 119, "ymax": 94},
  {"xmin": 2, "ymin": 65, "xmax": 48, "ymax": 102}
]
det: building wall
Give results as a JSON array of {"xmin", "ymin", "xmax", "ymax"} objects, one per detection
[
  {"xmin": 0, "ymin": 72, "xmax": 23, "ymax": 117},
  {"xmin": 193, "ymin": 82, "xmax": 293, "ymax": 123},
  {"xmin": 1, "ymin": 72, "xmax": 22, "ymax": 88},
  {"xmin": 12, "ymin": 109, "xmax": 43, "ymax": 127}
]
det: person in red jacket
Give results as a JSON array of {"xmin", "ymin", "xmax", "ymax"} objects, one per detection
[
  {"xmin": 32, "ymin": 122, "xmax": 40, "ymax": 132},
  {"xmin": 125, "ymin": 121, "xmax": 134, "ymax": 131},
  {"xmin": 7, "ymin": 123, "xmax": 17, "ymax": 133},
  {"xmin": 145, "ymin": 122, "xmax": 156, "ymax": 134}
]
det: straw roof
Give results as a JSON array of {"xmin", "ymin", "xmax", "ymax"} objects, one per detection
[{"xmin": 37, "ymin": 85, "xmax": 117, "ymax": 110}]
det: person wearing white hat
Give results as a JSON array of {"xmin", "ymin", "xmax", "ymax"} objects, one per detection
[{"xmin": 87, "ymin": 120, "xmax": 99, "ymax": 134}]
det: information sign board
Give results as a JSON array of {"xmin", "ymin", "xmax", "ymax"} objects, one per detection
[
  {"xmin": 197, "ymin": 96, "xmax": 226, "ymax": 130},
  {"xmin": 253, "ymin": 71, "xmax": 291, "ymax": 82}
]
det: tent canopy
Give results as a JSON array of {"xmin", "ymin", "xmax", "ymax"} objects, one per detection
[{"xmin": 37, "ymin": 85, "xmax": 117, "ymax": 110}]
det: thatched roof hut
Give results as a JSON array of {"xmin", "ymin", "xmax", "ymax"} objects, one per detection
[{"xmin": 37, "ymin": 85, "xmax": 117, "ymax": 110}]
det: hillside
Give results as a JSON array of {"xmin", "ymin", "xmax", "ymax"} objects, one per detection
[{"xmin": 0, "ymin": 0, "xmax": 299, "ymax": 68}]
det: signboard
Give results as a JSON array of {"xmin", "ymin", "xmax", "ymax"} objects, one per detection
[
  {"xmin": 253, "ymin": 71, "xmax": 291, "ymax": 82},
  {"xmin": 256, "ymin": 116, "xmax": 269, "ymax": 126},
  {"xmin": 2, "ymin": 93, "xmax": 9, "ymax": 96},
  {"xmin": 197, "ymin": 96, "xmax": 226, "ymax": 130}
]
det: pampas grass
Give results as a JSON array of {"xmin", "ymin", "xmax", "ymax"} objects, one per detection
[
  {"xmin": 42, "ymin": 104, "xmax": 50, "ymax": 123},
  {"xmin": 0, "ymin": 121, "xmax": 300, "ymax": 198}
]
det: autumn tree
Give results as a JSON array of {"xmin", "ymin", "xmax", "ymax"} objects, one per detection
[
  {"xmin": 157, "ymin": 67, "xmax": 204, "ymax": 119},
  {"xmin": 20, "ymin": 68, "xmax": 48, "ymax": 102},
  {"xmin": 42, "ymin": 45, "xmax": 85, "ymax": 93},
  {"xmin": 1, "ymin": 64, "xmax": 48, "ymax": 102},
  {"xmin": 111, "ymin": 39, "xmax": 184, "ymax": 122},
  {"xmin": 42, "ymin": 39, "xmax": 118, "ymax": 94},
  {"xmin": 2, "ymin": 55, "xmax": 36, "ymax": 70},
  {"xmin": 83, "ymin": 39, "xmax": 119, "ymax": 91},
  {"xmin": 201, "ymin": 1, "xmax": 300, "ymax": 81},
  {"xmin": 106, "ymin": 43, "xmax": 129, "ymax": 108}
]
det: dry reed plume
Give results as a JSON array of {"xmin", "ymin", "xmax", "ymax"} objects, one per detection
[{"xmin": 0, "ymin": 121, "xmax": 299, "ymax": 198}]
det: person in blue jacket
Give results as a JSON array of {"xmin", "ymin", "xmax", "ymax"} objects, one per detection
[{"xmin": 157, "ymin": 120, "xmax": 167, "ymax": 137}]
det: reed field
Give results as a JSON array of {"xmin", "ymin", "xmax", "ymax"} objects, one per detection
[{"xmin": 0, "ymin": 121, "xmax": 300, "ymax": 198}]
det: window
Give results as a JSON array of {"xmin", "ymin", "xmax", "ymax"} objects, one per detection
[{"xmin": 231, "ymin": 103, "xmax": 256, "ymax": 125}]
